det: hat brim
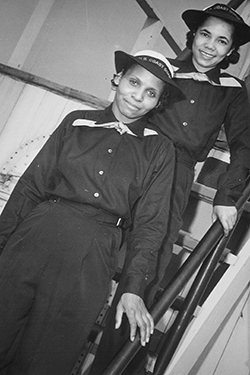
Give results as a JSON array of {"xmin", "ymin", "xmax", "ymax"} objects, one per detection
[
  {"xmin": 114, "ymin": 51, "xmax": 183, "ymax": 96},
  {"xmin": 182, "ymin": 9, "xmax": 250, "ymax": 46}
]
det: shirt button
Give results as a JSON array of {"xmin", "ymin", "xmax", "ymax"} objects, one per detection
[
  {"xmin": 183, "ymin": 121, "xmax": 188, "ymax": 127},
  {"xmin": 94, "ymin": 192, "xmax": 99, "ymax": 197},
  {"xmin": 190, "ymin": 99, "xmax": 195, "ymax": 104},
  {"xmin": 99, "ymin": 170, "xmax": 104, "ymax": 175},
  {"xmin": 108, "ymin": 148, "xmax": 113, "ymax": 153}
]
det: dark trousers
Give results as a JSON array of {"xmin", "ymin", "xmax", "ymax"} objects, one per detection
[
  {"xmin": 89, "ymin": 160, "xmax": 194, "ymax": 375},
  {"xmin": 0, "ymin": 200, "xmax": 121, "ymax": 375}
]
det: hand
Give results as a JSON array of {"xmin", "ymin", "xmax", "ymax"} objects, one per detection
[
  {"xmin": 212, "ymin": 205, "xmax": 237, "ymax": 236},
  {"xmin": 115, "ymin": 292, "xmax": 154, "ymax": 346}
]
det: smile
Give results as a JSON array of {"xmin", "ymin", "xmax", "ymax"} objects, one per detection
[
  {"xmin": 125, "ymin": 100, "xmax": 140, "ymax": 110},
  {"xmin": 200, "ymin": 50, "xmax": 216, "ymax": 59}
]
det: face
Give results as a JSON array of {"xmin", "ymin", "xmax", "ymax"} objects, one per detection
[
  {"xmin": 112, "ymin": 64, "xmax": 165, "ymax": 123},
  {"xmin": 192, "ymin": 16, "xmax": 234, "ymax": 72}
]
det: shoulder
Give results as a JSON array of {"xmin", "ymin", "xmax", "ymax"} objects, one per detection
[
  {"xmin": 156, "ymin": 134, "xmax": 175, "ymax": 166},
  {"xmin": 61, "ymin": 109, "xmax": 104, "ymax": 125},
  {"xmin": 53, "ymin": 108, "xmax": 105, "ymax": 139},
  {"xmin": 147, "ymin": 129, "xmax": 175, "ymax": 157},
  {"xmin": 159, "ymin": 133, "xmax": 174, "ymax": 153},
  {"xmin": 57, "ymin": 109, "xmax": 105, "ymax": 133}
]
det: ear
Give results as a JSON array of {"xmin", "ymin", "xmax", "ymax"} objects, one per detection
[{"xmin": 113, "ymin": 72, "xmax": 123, "ymax": 85}]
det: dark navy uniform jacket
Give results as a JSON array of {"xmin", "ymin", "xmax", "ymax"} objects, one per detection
[
  {"xmin": 149, "ymin": 56, "xmax": 250, "ymax": 206},
  {"xmin": 0, "ymin": 104, "xmax": 175, "ymax": 298}
]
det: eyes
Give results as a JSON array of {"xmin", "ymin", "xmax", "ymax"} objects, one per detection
[
  {"xmin": 128, "ymin": 77, "xmax": 158, "ymax": 98},
  {"xmin": 198, "ymin": 30, "xmax": 230, "ymax": 46}
]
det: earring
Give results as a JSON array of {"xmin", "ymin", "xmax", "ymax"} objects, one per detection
[
  {"xmin": 113, "ymin": 72, "xmax": 123, "ymax": 85},
  {"xmin": 111, "ymin": 72, "xmax": 123, "ymax": 90},
  {"xmin": 227, "ymin": 49, "xmax": 234, "ymax": 57}
]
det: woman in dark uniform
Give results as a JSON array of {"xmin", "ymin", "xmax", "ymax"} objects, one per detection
[
  {"xmin": 0, "ymin": 49, "xmax": 182, "ymax": 375},
  {"xmin": 90, "ymin": 4, "xmax": 250, "ymax": 375}
]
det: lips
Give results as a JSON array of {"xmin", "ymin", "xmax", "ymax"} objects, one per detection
[
  {"xmin": 199, "ymin": 49, "xmax": 216, "ymax": 59},
  {"xmin": 124, "ymin": 100, "xmax": 140, "ymax": 111}
]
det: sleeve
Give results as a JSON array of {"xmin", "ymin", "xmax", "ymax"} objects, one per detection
[
  {"xmin": 122, "ymin": 139, "xmax": 175, "ymax": 298},
  {"xmin": 0, "ymin": 110, "xmax": 82, "ymax": 253},
  {"xmin": 214, "ymin": 83, "xmax": 250, "ymax": 207}
]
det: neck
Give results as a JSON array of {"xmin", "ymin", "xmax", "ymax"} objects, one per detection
[{"xmin": 192, "ymin": 57, "xmax": 211, "ymax": 73}]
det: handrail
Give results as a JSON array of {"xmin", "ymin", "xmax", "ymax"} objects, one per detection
[
  {"xmin": 153, "ymin": 180, "xmax": 250, "ymax": 375},
  {"xmin": 153, "ymin": 235, "xmax": 233, "ymax": 375},
  {"xmin": 153, "ymin": 208, "xmax": 246, "ymax": 374},
  {"xmin": 102, "ymin": 180, "xmax": 250, "ymax": 375}
]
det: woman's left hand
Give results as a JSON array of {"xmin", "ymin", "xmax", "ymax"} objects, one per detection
[{"xmin": 115, "ymin": 292, "xmax": 154, "ymax": 346}]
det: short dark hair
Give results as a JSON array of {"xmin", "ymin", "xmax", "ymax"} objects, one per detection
[{"xmin": 186, "ymin": 14, "xmax": 241, "ymax": 69}]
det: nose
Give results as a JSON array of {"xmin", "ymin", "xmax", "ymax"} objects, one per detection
[
  {"xmin": 132, "ymin": 88, "xmax": 144, "ymax": 102},
  {"xmin": 204, "ymin": 39, "xmax": 215, "ymax": 50}
]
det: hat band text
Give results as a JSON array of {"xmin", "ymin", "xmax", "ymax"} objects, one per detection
[{"xmin": 137, "ymin": 56, "xmax": 172, "ymax": 78}]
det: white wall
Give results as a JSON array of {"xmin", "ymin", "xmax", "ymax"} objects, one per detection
[{"xmin": 0, "ymin": 0, "xmax": 243, "ymax": 101}]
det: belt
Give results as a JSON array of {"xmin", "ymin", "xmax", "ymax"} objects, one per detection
[{"xmin": 50, "ymin": 196, "xmax": 122, "ymax": 226}]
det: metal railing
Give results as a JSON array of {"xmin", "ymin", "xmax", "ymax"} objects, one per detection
[
  {"xmin": 153, "ymin": 196, "xmax": 248, "ymax": 374},
  {"xmin": 102, "ymin": 180, "xmax": 250, "ymax": 375}
]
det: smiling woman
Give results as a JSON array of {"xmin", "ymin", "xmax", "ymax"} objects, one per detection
[
  {"xmin": 0, "ymin": 49, "xmax": 182, "ymax": 375},
  {"xmin": 88, "ymin": 6, "xmax": 250, "ymax": 375},
  {"xmin": 192, "ymin": 16, "xmax": 234, "ymax": 72},
  {"xmin": 111, "ymin": 49, "xmax": 181, "ymax": 123},
  {"xmin": 112, "ymin": 65, "xmax": 165, "ymax": 122}
]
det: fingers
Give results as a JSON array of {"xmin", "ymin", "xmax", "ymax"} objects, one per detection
[
  {"xmin": 212, "ymin": 205, "xmax": 237, "ymax": 236},
  {"xmin": 127, "ymin": 306, "xmax": 154, "ymax": 346},
  {"xmin": 115, "ymin": 300, "xmax": 124, "ymax": 330},
  {"xmin": 221, "ymin": 213, "xmax": 237, "ymax": 236},
  {"xmin": 116, "ymin": 293, "xmax": 154, "ymax": 346},
  {"xmin": 218, "ymin": 215, "xmax": 231, "ymax": 237},
  {"xmin": 221, "ymin": 217, "xmax": 235, "ymax": 236}
]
